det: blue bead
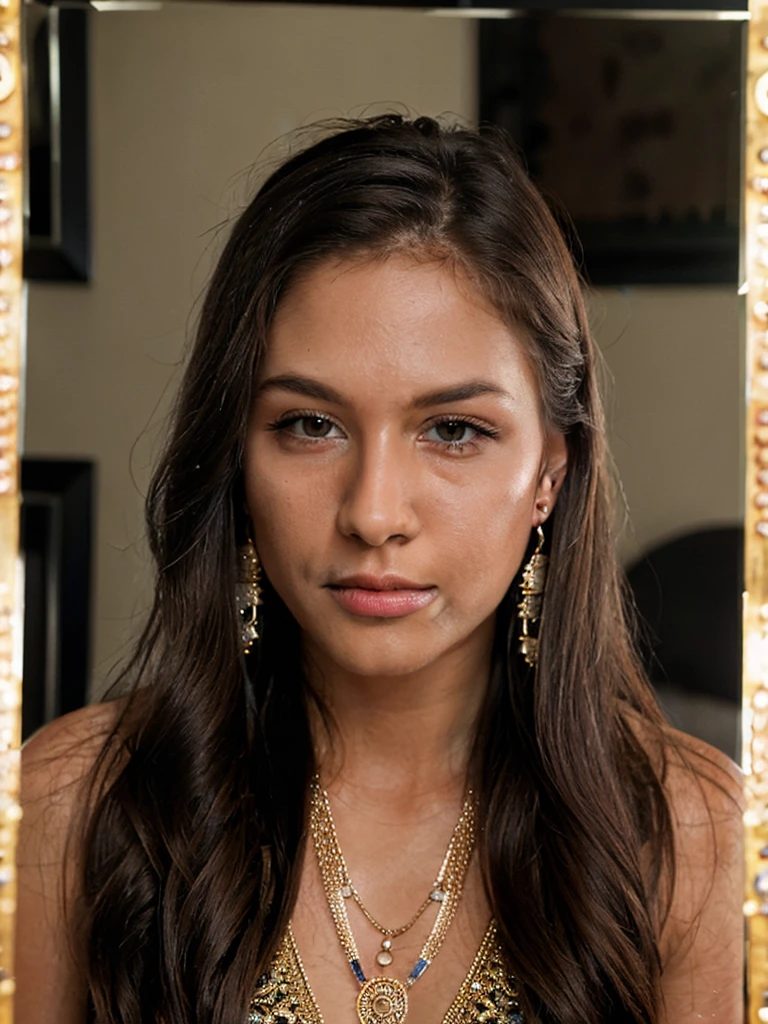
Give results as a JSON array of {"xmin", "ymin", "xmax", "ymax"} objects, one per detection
[
  {"xmin": 350, "ymin": 959, "xmax": 366, "ymax": 984},
  {"xmin": 409, "ymin": 959, "xmax": 429, "ymax": 981}
]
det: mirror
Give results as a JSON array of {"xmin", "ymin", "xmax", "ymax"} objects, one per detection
[
  {"xmin": 22, "ymin": 2, "xmax": 744, "ymax": 759},
  {"xmin": 14, "ymin": 1, "xmax": 753, "ymax": 1019}
]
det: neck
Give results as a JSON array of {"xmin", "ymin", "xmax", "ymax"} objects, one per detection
[{"xmin": 304, "ymin": 625, "xmax": 494, "ymax": 810}]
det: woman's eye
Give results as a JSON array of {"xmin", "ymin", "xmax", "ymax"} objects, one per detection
[
  {"xmin": 425, "ymin": 420, "xmax": 477, "ymax": 445},
  {"xmin": 299, "ymin": 416, "xmax": 335, "ymax": 438},
  {"xmin": 271, "ymin": 414, "xmax": 494, "ymax": 449},
  {"xmin": 277, "ymin": 415, "xmax": 343, "ymax": 440}
]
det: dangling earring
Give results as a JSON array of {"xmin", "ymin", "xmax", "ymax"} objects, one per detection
[
  {"xmin": 236, "ymin": 535, "xmax": 263, "ymax": 654},
  {"xmin": 517, "ymin": 523, "xmax": 548, "ymax": 667}
]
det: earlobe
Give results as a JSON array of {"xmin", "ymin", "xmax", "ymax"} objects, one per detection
[
  {"xmin": 533, "ymin": 500, "xmax": 550, "ymax": 527},
  {"xmin": 533, "ymin": 435, "xmax": 568, "ymax": 526}
]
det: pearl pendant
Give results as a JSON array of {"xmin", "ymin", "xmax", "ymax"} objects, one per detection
[{"xmin": 376, "ymin": 938, "xmax": 393, "ymax": 967}]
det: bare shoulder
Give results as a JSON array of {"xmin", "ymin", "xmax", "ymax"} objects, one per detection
[
  {"xmin": 19, "ymin": 697, "xmax": 132, "ymax": 884},
  {"xmin": 22, "ymin": 697, "xmax": 124, "ymax": 771},
  {"xmin": 17, "ymin": 699, "xmax": 133, "ymax": 1024},
  {"xmin": 624, "ymin": 708, "xmax": 744, "ymax": 904},
  {"xmin": 623, "ymin": 708, "xmax": 745, "ymax": 1021},
  {"xmin": 21, "ymin": 698, "xmax": 127, "ymax": 821},
  {"xmin": 662, "ymin": 724, "xmax": 744, "ymax": 823},
  {"xmin": 623, "ymin": 704, "xmax": 744, "ymax": 820},
  {"xmin": 655, "ymin": 723, "xmax": 744, "ymax": 944}
]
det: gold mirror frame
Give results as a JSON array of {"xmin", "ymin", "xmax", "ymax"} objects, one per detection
[
  {"xmin": 2, "ymin": 2, "xmax": 768, "ymax": 1021},
  {"xmin": 745, "ymin": 3, "xmax": 768, "ymax": 1020},
  {"xmin": 0, "ymin": 0, "xmax": 23, "ymax": 1020}
]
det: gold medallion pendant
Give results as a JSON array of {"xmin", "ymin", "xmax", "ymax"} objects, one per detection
[{"xmin": 356, "ymin": 977, "xmax": 409, "ymax": 1024}]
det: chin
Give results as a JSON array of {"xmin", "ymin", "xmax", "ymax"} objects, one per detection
[{"xmin": 312, "ymin": 631, "xmax": 448, "ymax": 679}]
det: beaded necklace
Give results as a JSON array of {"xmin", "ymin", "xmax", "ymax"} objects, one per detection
[{"xmin": 309, "ymin": 777, "xmax": 476, "ymax": 1024}]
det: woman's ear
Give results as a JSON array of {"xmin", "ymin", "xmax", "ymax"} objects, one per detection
[{"xmin": 533, "ymin": 432, "xmax": 568, "ymax": 527}]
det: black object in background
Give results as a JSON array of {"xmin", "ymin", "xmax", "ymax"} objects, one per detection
[
  {"xmin": 479, "ymin": 14, "xmax": 742, "ymax": 285},
  {"xmin": 165, "ymin": 1, "xmax": 747, "ymax": 9},
  {"xmin": 625, "ymin": 526, "xmax": 743, "ymax": 705},
  {"xmin": 21, "ymin": 458, "xmax": 94, "ymax": 741},
  {"xmin": 24, "ymin": 7, "xmax": 89, "ymax": 281}
]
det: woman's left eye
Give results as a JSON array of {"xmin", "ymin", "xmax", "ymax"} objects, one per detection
[{"xmin": 422, "ymin": 419, "xmax": 496, "ymax": 450}]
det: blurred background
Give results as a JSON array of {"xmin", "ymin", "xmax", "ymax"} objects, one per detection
[{"xmin": 19, "ymin": 2, "xmax": 746, "ymax": 758}]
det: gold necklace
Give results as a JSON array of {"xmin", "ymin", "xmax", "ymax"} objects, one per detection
[
  {"xmin": 248, "ymin": 920, "xmax": 527, "ymax": 1024},
  {"xmin": 317, "ymin": 783, "xmax": 472, "ymax": 968},
  {"xmin": 350, "ymin": 885, "xmax": 439, "ymax": 965},
  {"xmin": 309, "ymin": 777, "xmax": 476, "ymax": 1024}
]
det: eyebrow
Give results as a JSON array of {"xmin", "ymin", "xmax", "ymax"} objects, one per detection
[{"xmin": 254, "ymin": 373, "xmax": 511, "ymax": 408}]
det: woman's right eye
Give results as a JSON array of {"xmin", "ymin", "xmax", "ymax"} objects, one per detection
[{"xmin": 272, "ymin": 414, "xmax": 344, "ymax": 440}]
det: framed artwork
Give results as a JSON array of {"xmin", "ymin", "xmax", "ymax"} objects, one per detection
[
  {"xmin": 244, "ymin": 0, "xmax": 747, "ymax": 9},
  {"xmin": 24, "ymin": 6, "xmax": 89, "ymax": 281},
  {"xmin": 479, "ymin": 14, "xmax": 743, "ymax": 285},
  {"xmin": 20, "ymin": 458, "xmax": 94, "ymax": 741}
]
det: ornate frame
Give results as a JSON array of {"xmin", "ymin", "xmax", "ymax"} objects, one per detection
[
  {"xmin": 2, "ymin": 0, "xmax": 765, "ymax": 1020},
  {"xmin": 742, "ymin": 3, "xmax": 768, "ymax": 1019},
  {"xmin": 0, "ymin": 1, "xmax": 24, "ymax": 1019}
]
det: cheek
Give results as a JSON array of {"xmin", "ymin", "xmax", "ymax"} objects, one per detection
[
  {"xmin": 420, "ymin": 455, "xmax": 541, "ymax": 622},
  {"xmin": 243, "ymin": 427, "xmax": 543, "ymax": 625},
  {"xmin": 439, "ymin": 482, "xmax": 536, "ymax": 594},
  {"xmin": 242, "ymin": 442, "xmax": 332, "ymax": 588}
]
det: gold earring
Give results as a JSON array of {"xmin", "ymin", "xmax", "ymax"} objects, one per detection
[
  {"xmin": 236, "ymin": 536, "xmax": 263, "ymax": 654},
  {"xmin": 517, "ymin": 525, "xmax": 548, "ymax": 667}
]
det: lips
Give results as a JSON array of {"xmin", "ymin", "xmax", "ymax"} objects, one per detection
[
  {"xmin": 329, "ymin": 573, "xmax": 430, "ymax": 591},
  {"xmin": 326, "ymin": 574, "xmax": 437, "ymax": 618}
]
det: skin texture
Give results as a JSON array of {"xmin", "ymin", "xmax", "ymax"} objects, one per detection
[
  {"xmin": 16, "ymin": 254, "xmax": 744, "ymax": 1024},
  {"xmin": 246, "ymin": 255, "xmax": 565, "ymax": 685},
  {"xmin": 242, "ymin": 254, "xmax": 568, "ymax": 1024}
]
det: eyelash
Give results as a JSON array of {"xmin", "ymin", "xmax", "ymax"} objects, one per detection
[{"xmin": 267, "ymin": 411, "xmax": 500, "ymax": 454}]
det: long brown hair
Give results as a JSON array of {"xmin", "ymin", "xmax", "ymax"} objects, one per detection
[{"xmin": 79, "ymin": 114, "xmax": 690, "ymax": 1023}]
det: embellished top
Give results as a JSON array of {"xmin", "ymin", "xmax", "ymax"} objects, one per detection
[{"xmin": 247, "ymin": 920, "xmax": 525, "ymax": 1024}]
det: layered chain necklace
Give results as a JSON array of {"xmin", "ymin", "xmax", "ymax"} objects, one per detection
[{"xmin": 309, "ymin": 776, "xmax": 476, "ymax": 1024}]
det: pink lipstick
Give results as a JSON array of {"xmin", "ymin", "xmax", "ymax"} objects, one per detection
[{"xmin": 327, "ymin": 574, "xmax": 437, "ymax": 619}]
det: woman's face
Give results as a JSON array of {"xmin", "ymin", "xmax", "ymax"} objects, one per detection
[{"xmin": 244, "ymin": 254, "xmax": 567, "ymax": 680}]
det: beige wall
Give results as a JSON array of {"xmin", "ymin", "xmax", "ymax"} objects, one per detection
[
  {"xmin": 594, "ymin": 286, "xmax": 743, "ymax": 566},
  {"xmin": 23, "ymin": 4, "xmax": 743, "ymax": 696},
  {"xmin": 24, "ymin": 4, "xmax": 477, "ymax": 693}
]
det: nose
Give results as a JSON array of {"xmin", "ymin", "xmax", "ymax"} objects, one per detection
[{"xmin": 336, "ymin": 433, "xmax": 421, "ymax": 547}]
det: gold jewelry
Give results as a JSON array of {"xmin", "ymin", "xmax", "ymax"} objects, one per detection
[
  {"xmin": 517, "ymin": 524, "xmax": 547, "ymax": 667},
  {"xmin": 314, "ymin": 781, "xmax": 472, "ymax": 968},
  {"xmin": 350, "ymin": 884, "xmax": 437, "ymax": 966},
  {"xmin": 236, "ymin": 535, "xmax": 262, "ymax": 654},
  {"xmin": 248, "ymin": 920, "xmax": 525, "ymax": 1024},
  {"xmin": 309, "ymin": 778, "xmax": 476, "ymax": 1024}
]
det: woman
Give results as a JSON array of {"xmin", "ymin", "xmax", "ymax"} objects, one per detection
[{"xmin": 18, "ymin": 115, "xmax": 743, "ymax": 1024}]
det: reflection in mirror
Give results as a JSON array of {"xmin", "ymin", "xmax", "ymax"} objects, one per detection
[
  {"xmin": 25, "ymin": 4, "xmax": 742, "ymax": 755},
  {"xmin": 17, "ymin": 5, "xmax": 746, "ymax": 1022},
  {"xmin": 23, "ymin": 0, "xmax": 478, "ymax": 721},
  {"xmin": 480, "ymin": 13, "xmax": 742, "ymax": 284}
]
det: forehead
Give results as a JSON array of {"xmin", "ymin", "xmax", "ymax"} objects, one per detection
[{"xmin": 262, "ymin": 255, "xmax": 539, "ymax": 401}]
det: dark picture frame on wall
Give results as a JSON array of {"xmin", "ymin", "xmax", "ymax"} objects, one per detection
[
  {"xmin": 23, "ymin": 5, "xmax": 89, "ymax": 282},
  {"xmin": 478, "ymin": 13, "xmax": 743, "ymax": 285},
  {"xmin": 20, "ymin": 458, "xmax": 94, "ymax": 742},
  {"xmin": 244, "ymin": 0, "xmax": 747, "ymax": 9}
]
